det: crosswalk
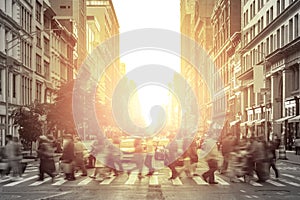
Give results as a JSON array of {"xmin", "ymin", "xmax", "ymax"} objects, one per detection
[{"xmin": 1, "ymin": 166, "xmax": 300, "ymax": 189}]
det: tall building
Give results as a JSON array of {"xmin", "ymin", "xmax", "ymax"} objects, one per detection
[
  {"xmin": 0, "ymin": 0, "xmax": 77, "ymax": 145},
  {"xmin": 50, "ymin": 0, "xmax": 87, "ymax": 71},
  {"xmin": 210, "ymin": 0, "xmax": 241, "ymax": 139},
  {"xmin": 239, "ymin": 0, "xmax": 300, "ymax": 147},
  {"xmin": 86, "ymin": 0, "xmax": 122, "ymax": 130},
  {"xmin": 0, "ymin": 0, "xmax": 23, "ymax": 144}
]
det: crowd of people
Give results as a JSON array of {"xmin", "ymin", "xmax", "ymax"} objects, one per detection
[{"xmin": 0, "ymin": 132, "xmax": 283, "ymax": 185}]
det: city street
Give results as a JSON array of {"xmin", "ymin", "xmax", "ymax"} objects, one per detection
[{"xmin": 1, "ymin": 159, "xmax": 300, "ymax": 200}]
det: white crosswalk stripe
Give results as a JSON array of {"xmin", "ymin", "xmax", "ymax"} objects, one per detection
[
  {"xmin": 2, "ymin": 167, "xmax": 300, "ymax": 188},
  {"xmin": 100, "ymin": 176, "xmax": 116, "ymax": 185},
  {"xmin": 78, "ymin": 177, "xmax": 93, "ymax": 186},
  {"xmin": 215, "ymin": 176, "xmax": 230, "ymax": 186},
  {"xmin": 149, "ymin": 175, "xmax": 159, "ymax": 185},
  {"xmin": 29, "ymin": 177, "xmax": 52, "ymax": 186},
  {"xmin": 4, "ymin": 175, "xmax": 39, "ymax": 187},
  {"xmin": 125, "ymin": 173, "xmax": 138, "ymax": 185},
  {"xmin": 192, "ymin": 176, "xmax": 209, "ymax": 185},
  {"xmin": 278, "ymin": 178, "xmax": 300, "ymax": 187},
  {"xmin": 266, "ymin": 179, "xmax": 285, "ymax": 187},
  {"xmin": 171, "ymin": 177, "xmax": 183, "ymax": 185},
  {"xmin": 52, "ymin": 177, "xmax": 67, "ymax": 186}
]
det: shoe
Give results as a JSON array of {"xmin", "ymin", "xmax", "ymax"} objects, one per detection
[
  {"xmin": 127, "ymin": 171, "xmax": 131, "ymax": 176},
  {"xmin": 81, "ymin": 174, "xmax": 88, "ymax": 177},
  {"xmin": 89, "ymin": 175, "xmax": 96, "ymax": 179},
  {"xmin": 256, "ymin": 179, "xmax": 265, "ymax": 183},
  {"xmin": 37, "ymin": 178, "xmax": 44, "ymax": 181},
  {"xmin": 67, "ymin": 177, "xmax": 76, "ymax": 181},
  {"xmin": 209, "ymin": 181, "xmax": 218, "ymax": 184},
  {"xmin": 146, "ymin": 172, "xmax": 154, "ymax": 176},
  {"xmin": 193, "ymin": 173, "xmax": 200, "ymax": 176}
]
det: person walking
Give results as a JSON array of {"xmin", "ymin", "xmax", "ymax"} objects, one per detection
[
  {"xmin": 165, "ymin": 138, "xmax": 179, "ymax": 180},
  {"xmin": 144, "ymin": 138, "xmax": 155, "ymax": 176},
  {"xmin": 4, "ymin": 135, "xmax": 23, "ymax": 181},
  {"xmin": 74, "ymin": 137, "xmax": 88, "ymax": 176},
  {"xmin": 250, "ymin": 137, "xmax": 270, "ymax": 183},
  {"xmin": 267, "ymin": 140, "xmax": 279, "ymax": 179},
  {"xmin": 127, "ymin": 138, "xmax": 145, "ymax": 179},
  {"xmin": 202, "ymin": 139, "xmax": 221, "ymax": 184},
  {"xmin": 60, "ymin": 134, "xmax": 76, "ymax": 181},
  {"xmin": 220, "ymin": 133, "xmax": 237, "ymax": 174},
  {"xmin": 37, "ymin": 135, "xmax": 56, "ymax": 182}
]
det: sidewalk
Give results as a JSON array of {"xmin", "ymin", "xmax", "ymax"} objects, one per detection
[{"xmin": 276, "ymin": 150, "xmax": 300, "ymax": 165}]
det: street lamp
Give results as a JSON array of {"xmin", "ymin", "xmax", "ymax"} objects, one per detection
[{"xmin": 3, "ymin": 28, "xmax": 62, "ymax": 146}]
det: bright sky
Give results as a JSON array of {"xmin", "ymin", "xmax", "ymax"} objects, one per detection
[{"xmin": 112, "ymin": 0, "xmax": 181, "ymax": 126}]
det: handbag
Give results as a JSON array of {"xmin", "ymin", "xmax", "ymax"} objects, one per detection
[
  {"xmin": 0, "ymin": 162, "xmax": 8, "ymax": 170},
  {"xmin": 154, "ymin": 147, "xmax": 166, "ymax": 161}
]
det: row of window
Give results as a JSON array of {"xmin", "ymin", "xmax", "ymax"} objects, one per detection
[
  {"xmin": 244, "ymin": 0, "xmax": 295, "ymax": 27},
  {"xmin": 243, "ymin": 14, "xmax": 299, "ymax": 72},
  {"xmin": 20, "ymin": 6, "xmax": 32, "ymax": 32}
]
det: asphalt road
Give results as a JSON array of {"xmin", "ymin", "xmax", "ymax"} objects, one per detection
[{"xmin": 1, "ymin": 160, "xmax": 300, "ymax": 200}]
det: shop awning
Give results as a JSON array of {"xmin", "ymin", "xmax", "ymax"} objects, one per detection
[
  {"xmin": 230, "ymin": 120, "xmax": 240, "ymax": 127},
  {"xmin": 255, "ymin": 119, "xmax": 266, "ymax": 125},
  {"xmin": 288, "ymin": 115, "xmax": 300, "ymax": 123},
  {"xmin": 274, "ymin": 116, "xmax": 295, "ymax": 123}
]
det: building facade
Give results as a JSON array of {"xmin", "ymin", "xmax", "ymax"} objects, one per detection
[
  {"xmin": 239, "ymin": 0, "xmax": 300, "ymax": 147},
  {"xmin": 50, "ymin": 0, "xmax": 87, "ymax": 71}
]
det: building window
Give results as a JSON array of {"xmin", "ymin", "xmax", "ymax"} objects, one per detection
[
  {"xmin": 36, "ymin": 27, "xmax": 41, "ymax": 48},
  {"xmin": 295, "ymin": 14, "xmax": 299, "ymax": 38},
  {"xmin": 266, "ymin": 10, "xmax": 270, "ymax": 25},
  {"xmin": 270, "ymin": 6, "xmax": 273, "ymax": 21},
  {"xmin": 261, "ymin": 16, "xmax": 264, "ymax": 30},
  {"xmin": 36, "ymin": 54, "xmax": 42, "ymax": 74},
  {"xmin": 295, "ymin": 67, "xmax": 299, "ymax": 90},
  {"xmin": 258, "ymin": 20, "xmax": 261, "ymax": 33},
  {"xmin": 281, "ymin": 25, "xmax": 285, "ymax": 46},
  {"xmin": 276, "ymin": 29, "xmax": 280, "ymax": 49},
  {"xmin": 44, "ymin": 61, "xmax": 50, "ymax": 80},
  {"xmin": 289, "ymin": 19, "xmax": 293, "ymax": 42},
  {"xmin": 277, "ymin": 0, "xmax": 280, "ymax": 16},
  {"xmin": 36, "ymin": 1, "xmax": 42, "ymax": 23},
  {"xmin": 36, "ymin": 81, "xmax": 42, "ymax": 103},
  {"xmin": 270, "ymin": 34, "xmax": 274, "ymax": 52},
  {"xmin": 266, "ymin": 37, "xmax": 270, "ymax": 55},
  {"xmin": 12, "ymin": 74, "xmax": 16, "ymax": 98},
  {"xmin": 281, "ymin": 0, "xmax": 285, "ymax": 11},
  {"xmin": 44, "ymin": 37, "xmax": 50, "ymax": 56}
]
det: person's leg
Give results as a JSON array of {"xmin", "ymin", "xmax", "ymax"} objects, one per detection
[
  {"xmin": 39, "ymin": 161, "xmax": 44, "ymax": 181},
  {"xmin": 270, "ymin": 162, "xmax": 279, "ymax": 178}
]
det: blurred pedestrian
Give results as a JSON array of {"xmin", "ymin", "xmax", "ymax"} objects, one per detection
[
  {"xmin": 220, "ymin": 133, "xmax": 237, "ymax": 174},
  {"xmin": 127, "ymin": 138, "xmax": 144, "ymax": 179},
  {"xmin": 250, "ymin": 137, "xmax": 270, "ymax": 183},
  {"xmin": 165, "ymin": 138, "xmax": 179, "ymax": 180},
  {"xmin": 295, "ymin": 137, "xmax": 300, "ymax": 155},
  {"xmin": 74, "ymin": 136, "xmax": 88, "ymax": 176},
  {"xmin": 60, "ymin": 134, "xmax": 76, "ymax": 181},
  {"xmin": 37, "ymin": 135, "xmax": 56, "ymax": 182},
  {"xmin": 202, "ymin": 139, "xmax": 221, "ymax": 184},
  {"xmin": 144, "ymin": 138, "xmax": 155, "ymax": 176},
  {"xmin": 4, "ymin": 135, "xmax": 23, "ymax": 181},
  {"xmin": 267, "ymin": 140, "xmax": 279, "ymax": 179}
]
